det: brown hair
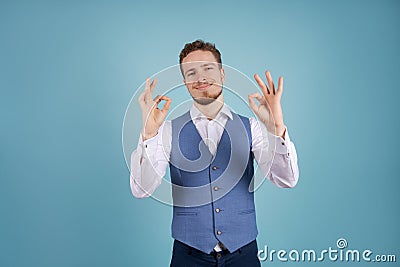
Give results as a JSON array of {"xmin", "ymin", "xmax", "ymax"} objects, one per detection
[{"xmin": 179, "ymin": 39, "xmax": 222, "ymax": 66}]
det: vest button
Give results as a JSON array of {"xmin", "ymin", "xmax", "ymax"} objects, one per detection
[
  {"xmin": 212, "ymin": 166, "xmax": 217, "ymax": 170},
  {"xmin": 215, "ymin": 208, "xmax": 220, "ymax": 213},
  {"xmin": 214, "ymin": 186, "xmax": 219, "ymax": 191},
  {"xmin": 217, "ymin": 230, "xmax": 222, "ymax": 235}
]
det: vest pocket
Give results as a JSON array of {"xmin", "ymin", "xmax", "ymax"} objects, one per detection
[
  {"xmin": 175, "ymin": 211, "xmax": 198, "ymax": 216},
  {"xmin": 238, "ymin": 209, "xmax": 255, "ymax": 215}
]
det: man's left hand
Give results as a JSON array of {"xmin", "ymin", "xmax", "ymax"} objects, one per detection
[{"xmin": 248, "ymin": 70, "xmax": 286, "ymax": 138}]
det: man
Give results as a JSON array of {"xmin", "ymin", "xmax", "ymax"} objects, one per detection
[{"xmin": 130, "ymin": 40, "xmax": 299, "ymax": 266}]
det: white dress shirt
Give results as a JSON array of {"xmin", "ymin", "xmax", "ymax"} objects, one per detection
[{"xmin": 129, "ymin": 103, "xmax": 299, "ymax": 251}]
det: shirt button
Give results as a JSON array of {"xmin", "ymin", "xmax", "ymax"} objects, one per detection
[
  {"xmin": 281, "ymin": 142, "xmax": 285, "ymax": 146},
  {"xmin": 214, "ymin": 186, "xmax": 219, "ymax": 191},
  {"xmin": 217, "ymin": 230, "xmax": 222, "ymax": 235},
  {"xmin": 216, "ymin": 253, "xmax": 221, "ymax": 259},
  {"xmin": 215, "ymin": 208, "xmax": 220, "ymax": 213},
  {"xmin": 212, "ymin": 166, "xmax": 217, "ymax": 170}
]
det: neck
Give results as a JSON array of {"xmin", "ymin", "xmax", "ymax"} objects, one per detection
[{"xmin": 194, "ymin": 94, "xmax": 224, "ymax": 120}]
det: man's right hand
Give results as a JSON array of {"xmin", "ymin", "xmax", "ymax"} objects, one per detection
[{"xmin": 138, "ymin": 78, "xmax": 172, "ymax": 141}]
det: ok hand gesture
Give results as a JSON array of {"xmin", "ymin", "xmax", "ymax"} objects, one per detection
[
  {"xmin": 248, "ymin": 70, "xmax": 286, "ymax": 138},
  {"xmin": 138, "ymin": 78, "xmax": 172, "ymax": 141}
]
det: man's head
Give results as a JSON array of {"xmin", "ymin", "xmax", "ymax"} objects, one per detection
[{"xmin": 179, "ymin": 40, "xmax": 225, "ymax": 105}]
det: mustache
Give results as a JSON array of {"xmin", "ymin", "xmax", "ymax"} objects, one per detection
[
  {"xmin": 195, "ymin": 81, "xmax": 213, "ymax": 85},
  {"xmin": 191, "ymin": 80, "xmax": 221, "ymax": 87}
]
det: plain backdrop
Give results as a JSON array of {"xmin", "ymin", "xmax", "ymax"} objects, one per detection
[{"xmin": 1, "ymin": 0, "xmax": 399, "ymax": 266}]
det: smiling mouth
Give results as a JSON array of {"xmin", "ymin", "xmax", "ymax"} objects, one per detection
[{"xmin": 195, "ymin": 83, "xmax": 212, "ymax": 90}]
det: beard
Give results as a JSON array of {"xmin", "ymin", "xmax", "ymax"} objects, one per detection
[
  {"xmin": 192, "ymin": 84, "xmax": 223, "ymax": 105},
  {"xmin": 193, "ymin": 90, "xmax": 223, "ymax": 105}
]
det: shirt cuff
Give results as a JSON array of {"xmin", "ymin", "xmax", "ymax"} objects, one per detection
[
  {"xmin": 268, "ymin": 127, "xmax": 291, "ymax": 155},
  {"xmin": 140, "ymin": 132, "xmax": 160, "ymax": 159}
]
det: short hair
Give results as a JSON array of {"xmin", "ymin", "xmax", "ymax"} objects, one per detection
[{"xmin": 179, "ymin": 39, "xmax": 222, "ymax": 66}]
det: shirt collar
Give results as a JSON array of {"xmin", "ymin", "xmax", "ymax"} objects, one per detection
[{"xmin": 190, "ymin": 103, "xmax": 233, "ymax": 121}]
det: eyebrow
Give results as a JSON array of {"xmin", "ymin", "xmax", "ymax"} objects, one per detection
[{"xmin": 183, "ymin": 63, "xmax": 217, "ymax": 76}]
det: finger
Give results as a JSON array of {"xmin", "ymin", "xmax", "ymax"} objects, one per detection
[
  {"xmin": 153, "ymin": 94, "xmax": 161, "ymax": 101},
  {"xmin": 248, "ymin": 92, "xmax": 267, "ymax": 109},
  {"xmin": 154, "ymin": 95, "xmax": 170, "ymax": 102},
  {"xmin": 254, "ymin": 74, "xmax": 270, "ymax": 96},
  {"xmin": 265, "ymin": 71, "xmax": 275, "ymax": 95},
  {"xmin": 153, "ymin": 95, "xmax": 172, "ymax": 119},
  {"xmin": 149, "ymin": 78, "xmax": 158, "ymax": 94},
  {"xmin": 254, "ymin": 92, "xmax": 267, "ymax": 104},
  {"xmin": 144, "ymin": 78, "xmax": 152, "ymax": 101},
  {"xmin": 138, "ymin": 90, "xmax": 146, "ymax": 101},
  {"xmin": 145, "ymin": 78, "xmax": 151, "ymax": 92},
  {"xmin": 248, "ymin": 92, "xmax": 264, "ymax": 99},
  {"xmin": 145, "ymin": 78, "xmax": 158, "ymax": 100},
  {"xmin": 138, "ymin": 91, "xmax": 146, "ymax": 106},
  {"xmin": 249, "ymin": 92, "xmax": 267, "ymax": 105},
  {"xmin": 248, "ymin": 92, "xmax": 261, "ymax": 98},
  {"xmin": 277, "ymin": 76, "xmax": 283, "ymax": 95},
  {"xmin": 160, "ymin": 96, "xmax": 172, "ymax": 113},
  {"xmin": 248, "ymin": 94, "xmax": 260, "ymax": 115},
  {"xmin": 153, "ymin": 95, "xmax": 170, "ymax": 106}
]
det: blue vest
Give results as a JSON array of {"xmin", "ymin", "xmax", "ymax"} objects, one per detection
[{"xmin": 169, "ymin": 111, "xmax": 258, "ymax": 254}]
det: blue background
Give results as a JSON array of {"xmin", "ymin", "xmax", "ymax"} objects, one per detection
[{"xmin": 1, "ymin": 0, "xmax": 399, "ymax": 266}]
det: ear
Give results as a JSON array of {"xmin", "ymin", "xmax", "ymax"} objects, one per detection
[{"xmin": 220, "ymin": 68, "xmax": 225, "ymax": 83}]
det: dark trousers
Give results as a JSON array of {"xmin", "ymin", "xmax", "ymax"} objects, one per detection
[{"xmin": 170, "ymin": 239, "xmax": 261, "ymax": 267}]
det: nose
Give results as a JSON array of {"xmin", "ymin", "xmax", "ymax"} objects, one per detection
[{"xmin": 197, "ymin": 70, "xmax": 207, "ymax": 82}]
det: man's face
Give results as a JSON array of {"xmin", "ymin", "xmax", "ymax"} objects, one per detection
[{"xmin": 181, "ymin": 50, "xmax": 225, "ymax": 105}]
